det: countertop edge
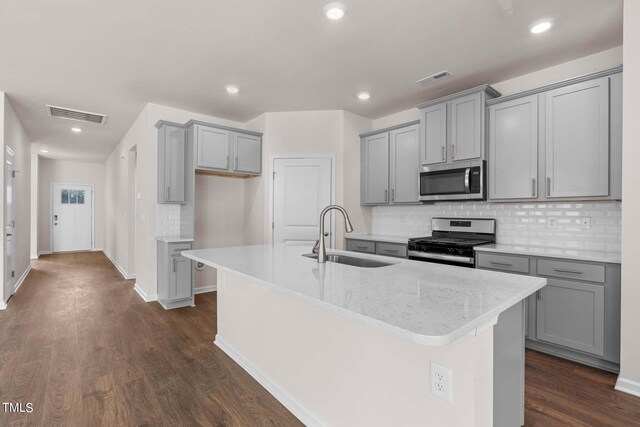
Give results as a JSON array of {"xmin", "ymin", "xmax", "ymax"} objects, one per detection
[
  {"xmin": 474, "ymin": 245, "xmax": 621, "ymax": 264},
  {"xmin": 182, "ymin": 249, "xmax": 546, "ymax": 346}
]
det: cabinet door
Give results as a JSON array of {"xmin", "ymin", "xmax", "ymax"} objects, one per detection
[
  {"xmin": 164, "ymin": 126, "xmax": 186, "ymax": 203},
  {"xmin": 545, "ymin": 77, "xmax": 609, "ymax": 198},
  {"xmin": 390, "ymin": 124, "xmax": 419, "ymax": 203},
  {"xmin": 536, "ymin": 278, "xmax": 604, "ymax": 356},
  {"xmin": 169, "ymin": 256, "xmax": 192, "ymax": 301},
  {"xmin": 361, "ymin": 133, "xmax": 390, "ymax": 204},
  {"xmin": 420, "ymin": 103, "xmax": 447, "ymax": 165},
  {"xmin": 196, "ymin": 125, "xmax": 231, "ymax": 170},
  {"xmin": 450, "ymin": 92, "xmax": 482, "ymax": 161},
  {"xmin": 489, "ymin": 95, "xmax": 538, "ymax": 200},
  {"xmin": 233, "ymin": 132, "xmax": 261, "ymax": 174}
]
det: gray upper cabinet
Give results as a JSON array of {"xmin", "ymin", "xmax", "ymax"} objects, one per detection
[
  {"xmin": 450, "ymin": 92, "xmax": 482, "ymax": 161},
  {"xmin": 196, "ymin": 125, "xmax": 231, "ymax": 171},
  {"xmin": 489, "ymin": 95, "xmax": 539, "ymax": 200},
  {"xmin": 157, "ymin": 121, "xmax": 187, "ymax": 204},
  {"xmin": 536, "ymin": 278, "xmax": 605, "ymax": 357},
  {"xmin": 420, "ymin": 103, "xmax": 447, "ymax": 165},
  {"xmin": 233, "ymin": 132, "xmax": 261, "ymax": 174},
  {"xmin": 390, "ymin": 124, "xmax": 420, "ymax": 204},
  {"xmin": 188, "ymin": 120, "xmax": 263, "ymax": 176},
  {"xmin": 418, "ymin": 85, "xmax": 499, "ymax": 167},
  {"xmin": 362, "ymin": 132, "xmax": 390, "ymax": 204},
  {"xmin": 545, "ymin": 77, "xmax": 610, "ymax": 198}
]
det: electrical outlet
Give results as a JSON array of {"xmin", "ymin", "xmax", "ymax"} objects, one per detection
[
  {"xmin": 431, "ymin": 361, "xmax": 453, "ymax": 402},
  {"xmin": 580, "ymin": 217, "xmax": 591, "ymax": 230},
  {"xmin": 547, "ymin": 217, "xmax": 558, "ymax": 229}
]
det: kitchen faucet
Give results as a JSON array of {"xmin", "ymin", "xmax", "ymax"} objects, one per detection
[{"xmin": 316, "ymin": 205, "xmax": 354, "ymax": 263}]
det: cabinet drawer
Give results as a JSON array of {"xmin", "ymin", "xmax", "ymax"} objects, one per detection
[
  {"xmin": 169, "ymin": 243, "xmax": 192, "ymax": 255},
  {"xmin": 376, "ymin": 242, "xmax": 407, "ymax": 258},
  {"xmin": 346, "ymin": 239, "xmax": 376, "ymax": 254},
  {"xmin": 537, "ymin": 259, "xmax": 604, "ymax": 283},
  {"xmin": 476, "ymin": 253, "xmax": 529, "ymax": 274}
]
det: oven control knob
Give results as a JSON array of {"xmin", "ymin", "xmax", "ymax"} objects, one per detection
[{"xmin": 457, "ymin": 249, "xmax": 465, "ymax": 255}]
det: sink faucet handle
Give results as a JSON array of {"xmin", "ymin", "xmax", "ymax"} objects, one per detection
[{"xmin": 312, "ymin": 239, "xmax": 321, "ymax": 254}]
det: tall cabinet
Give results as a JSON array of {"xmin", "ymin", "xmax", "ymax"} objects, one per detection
[
  {"xmin": 361, "ymin": 122, "xmax": 420, "ymax": 205},
  {"xmin": 487, "ymin": 66, "xmax": 623, "ymax": 201}
]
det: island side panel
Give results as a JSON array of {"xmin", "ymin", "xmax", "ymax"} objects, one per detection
[{"xmin": 215, "ymin": 270, "xmax": 494, "ymax": 427}]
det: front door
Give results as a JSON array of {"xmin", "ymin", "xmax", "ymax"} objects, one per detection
[
  {"xmin": 272, "ymin": 157, "xmax": 332, "ymax": 246},
  {"xmin": 52, "ymin": 183, "xmax": 93, "ymax": 252}
]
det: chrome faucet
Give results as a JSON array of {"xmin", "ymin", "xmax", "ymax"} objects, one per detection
[{"xmin": 317, "ymin": 205, "xmax": 354, "ymax": 263}]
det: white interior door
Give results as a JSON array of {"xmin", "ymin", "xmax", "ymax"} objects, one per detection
[
  {"xmin": 52, "ymin": 183, "xmax": 93, "ymax": 252},
  {"xmin": 4, "ymin": 147, "xmax": 15, "ymax": 299},
  {"xmin": 273, "ymin": 158, "xmax": 332, "ymax": 246}
]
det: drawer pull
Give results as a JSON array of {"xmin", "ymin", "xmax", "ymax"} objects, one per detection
[
  {"xmin": 553, "ymin": 268, "xmax": 583, "ymax": 275},
  {"xmin": 384, "ymin": 249, "xmax": 399, "ymax": 253},
  {"xmin": 490, "ymin": 261, "xmax": 513, "ymax": 267},
  {"xmin": 537, "ymin": 290, "xmax": 542, "ymax": 300},
  {"xmin": 356, "ymin": 246, "xmax": 369, "ymax": 250}
]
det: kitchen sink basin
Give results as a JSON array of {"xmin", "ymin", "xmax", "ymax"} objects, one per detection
[{"xmin": 302, "ymin": 253, "xmax": 396, "ymax": 268}]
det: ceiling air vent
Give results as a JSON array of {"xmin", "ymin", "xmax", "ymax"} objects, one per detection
[
  {"xmin": 416, "ymin": 70, "xmax": 452, "ymax": 86},
  {"xmin": 47, "ymin": 105, "xmax": 107, "ymax": 125}
]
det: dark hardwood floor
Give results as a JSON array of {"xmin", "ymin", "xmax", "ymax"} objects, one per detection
[{"xmin": 0, "ymin": 252, "xmax": 638, "ymax": 426}]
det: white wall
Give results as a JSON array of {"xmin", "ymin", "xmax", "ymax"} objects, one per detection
[
  {"xmin": 36, "ymin": 158, "xmax": 105, "ymax": 254},
  {"xmin": 618, "ymin": 0, "xmax": 640, "ymax": 396},
  {"xmin": 2, "ymin": 95, "xmax": 32, "ymax": 304}
]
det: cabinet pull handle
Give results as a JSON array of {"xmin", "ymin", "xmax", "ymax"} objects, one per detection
[
  {"xmin": 356, "ymin": 246, "xmax": 368, "ymax": 250},
  {"xmin": 546, "ymin": 177, "xmax": 551, "ymax": 197},
  {"xmin": 391, "ymin": 189, "xmax": 395, "ymax": 202},
  {"xmin": 235, "ymin": 157, "xmax": 238, "ymax": 170},
  {"xmin": 172, "ymin": 258, "xmax": 177, "ymax": 272},
  {"xmin": 385, "ymin": 249, "xmax": 399, "ymax": 253},
  {"xmin": 226, "ymin": 155, "xmax": 229, "ymax": 169},
  {"xmin": 166, "ymin": 187, "xmax": 170, "ymax": 201},
  {"xmin": 490, "ymin": 261, "xmax": 513, "ymax": 267},
  {"xmin": 532, "ymin": 178, "xmax": 536, "ymax": 197},
  {"xmin": 537, "ymin": 290, "xmax": 542, "ymax": 300},
  {"xmin": 441, "ymin": 146, "xmax": 445, "ymax": 161},
  {"xmin": 553, "ymin": 268, "xmax": 583, "ymax": 275},
  {"xmin": 385, "ymin": 189, "xmax": 388, "ymax": 202},
  {"xmin": 451, "ymin": 144, "xmax": 456, "ymax": 159}
]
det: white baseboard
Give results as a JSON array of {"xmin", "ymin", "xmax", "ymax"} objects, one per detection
[
  {"xmin": 102, "ymin": 250, "xmax": 136, "ymax": 280},
  {"xmin": 215, "ymin": 336, "xmax": 325, "ymax": 427},
  {"xmin": 38, "ymin": 250, "xmax": 52, "ymax": 256},
  {"xmin": 195, "ymin": 285, "xmax": 217, "ymax": 294},
  {"xmin": 13, "ymin": 266, "xmax": 32, "ymax": 293},
  {"xmin": 133, "ymin": 283, "xmax": 157, "ymax": 302},
  {"xmin": 615, "ymin": 376, "xmax": 640, "ymax": 397},
  {"xmin": 0, "ymin": 300, "xmax": 6, "ymax": 310}
]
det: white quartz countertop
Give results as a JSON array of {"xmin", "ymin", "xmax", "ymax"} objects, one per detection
[
  {"xmin": 156, "ymin": 236, "xmax": 194, "ymax": 243},
  {"xmin": 182, "ymin": 244, "xmax": 546, "ymax": 346},
  {"xmin": 475, "ymin": 244, "xmax": 621, "ymax": 264},
  {"xmin": 346, "ymin": 234, "xmax": 409, "ymax": 245}
]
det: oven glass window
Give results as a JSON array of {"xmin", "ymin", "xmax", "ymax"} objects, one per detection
[{"xmin": 420, "ymin": 169, "xmax": 467, "ymax": 195}]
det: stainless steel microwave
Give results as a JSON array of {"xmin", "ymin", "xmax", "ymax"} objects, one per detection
[{"xmin": 419, "ymin": 160, "xmax": 486, "ymax": 202}]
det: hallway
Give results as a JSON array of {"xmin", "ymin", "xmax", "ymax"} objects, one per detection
[{"xmin": 0, "ymin": 252, "xmax": 301, "ymax": 426}]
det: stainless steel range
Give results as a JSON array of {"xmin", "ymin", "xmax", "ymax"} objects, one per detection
[{"xmin": 407, "ymin": 218, "xmax": 496, "ymax": 268}]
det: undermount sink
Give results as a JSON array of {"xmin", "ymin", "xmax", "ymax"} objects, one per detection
[{"xmin": 302, "ymin": 253, "xmax": 396, "ymax": 268}]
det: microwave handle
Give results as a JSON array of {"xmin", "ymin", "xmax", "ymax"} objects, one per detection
[{"xmin": 464, "ymin": 168, "xmax": 471, "ymax": 193}]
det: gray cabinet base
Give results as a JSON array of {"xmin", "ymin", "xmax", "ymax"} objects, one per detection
[{"xmin": 525, "ymin": 339, "xmax": 620, "ymax": 373}]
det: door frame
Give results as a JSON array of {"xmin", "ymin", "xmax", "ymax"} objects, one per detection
[
  {"xmin": 269, "ymin": 155, "xmax": 336, "ymax": 247},
  {"xmin": 50, "ymin": 181, "xmax": 95, "ymax": 252}
]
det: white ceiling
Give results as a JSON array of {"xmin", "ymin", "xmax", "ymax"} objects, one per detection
[{"xmin": 0, "ymin": 0, "xmax": 622, "ymax": 162}]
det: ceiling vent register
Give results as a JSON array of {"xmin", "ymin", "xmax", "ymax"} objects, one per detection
[
  {"xmin": 416, "ymin": 70, "xmax": 452, "ymax": 86},
  {"xmin": 47, "ymin": 105, "xmax": 107, "ymax": 124}
]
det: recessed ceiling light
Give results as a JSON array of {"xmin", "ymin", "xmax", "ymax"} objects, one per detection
[
  {"xmin": 530, "ymin": 21, "xmax": 552, "ymax": 34},
  {"xmin": 71, "ymin": 127, "xmax": 82, "ymax": 133},
  {"xmin": 40, "ymin": 149, "xmax": 49, "ymax": 153},
  {"xmin": 357, "ymin": 92, "xmax": 370, "ymax": 101},
  {"xmin": 324, "ymin": 2, "xmax": 345, "ymax": 20},
  {"xmin": 226, "ymin": 85, "xmax": 239, "ymax": 94}
]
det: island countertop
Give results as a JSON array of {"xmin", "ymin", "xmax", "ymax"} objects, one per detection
[{"xmin": 182, "ymin": 244, "xmax": 546, "ymax": 346}]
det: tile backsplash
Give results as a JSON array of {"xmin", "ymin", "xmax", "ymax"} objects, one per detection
[
  {"xmin": 157, "ymin": 204, "xmax": 181, "ymax": 236},
  {"xmin": 372, "ymin": 201, "xmax": 622, "ymax": 252}
]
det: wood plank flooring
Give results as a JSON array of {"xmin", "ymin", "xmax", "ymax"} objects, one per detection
[{"xmin": 0, "ymin": 252, "xmax": 639, "ymax": 426}]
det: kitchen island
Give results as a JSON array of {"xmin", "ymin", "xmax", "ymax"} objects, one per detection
[{"xmin": 183, "ymin": 244, "xmax": 546, "ymax": 427}]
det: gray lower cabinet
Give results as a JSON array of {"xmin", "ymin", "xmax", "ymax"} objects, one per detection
[
  {"xmin": 361, "ymin": 122, "xmax": 419, "ymax": 205},
  {"xmin": 487, "ymin": 67, "xmax": 622, "ymax": 202},
  {"xmin": 157, "ymin": 241, "xmax": 194, "ymax": 309},
  {"xmin": 476, "ymin": 251, "xmax": 620, "ymax": 372},
  {"xmin": 157, "ymin": 121, "xmax": 187, "ymax": 204},
  {"xmin": 346, "ymin": 238, "xmax": 407, "ymax": 259},
  {"xmin": 188, "ymin": 120, "xmax": 262, "ymax": 176}
]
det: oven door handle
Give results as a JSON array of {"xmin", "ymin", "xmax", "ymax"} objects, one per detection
[
  {"xmin": 407, "ymin": 251, "xmax": 475, "ymax": 265},
  {"xmin": 464, "ymin": 167, "xmax": 471, "ymax": 193}
]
